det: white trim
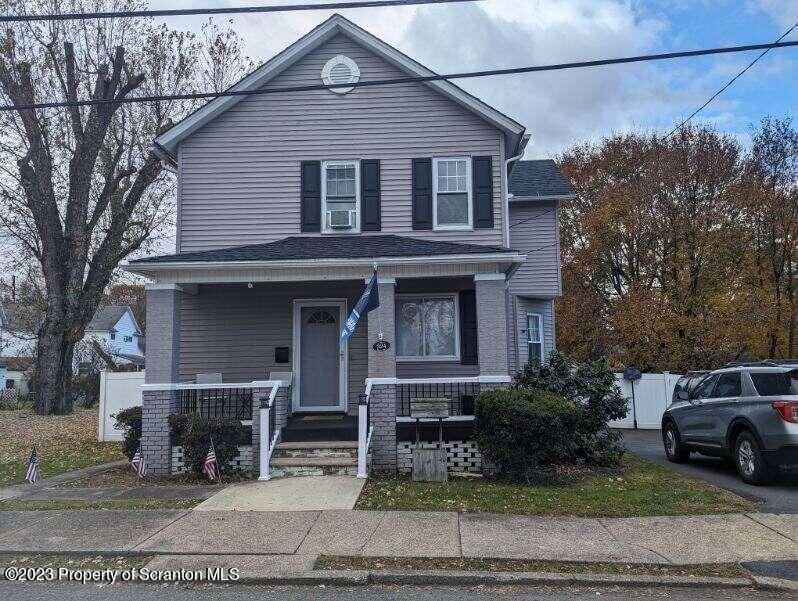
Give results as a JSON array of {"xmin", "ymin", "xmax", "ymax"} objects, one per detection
[
  {"xmin": 126, "ymin": 252, "xmax": 527, "ymax": 273},
  {"xmin": 292, "ymin": 298, "xmax": 348, "ymax": 413},
  {"xmin": 145, "ymin": 283, "xmax": 183, "ymax": 291},
  {"xmin": 141, "ymin": 380, "xmax": 282, "ymax": 391},
  {"xmin": 154, "ymin": 15, "xmax": 525, "ymax": 157},
  {"xmin": 367, "ymin": 375, "xmax": 512, "ymax": 386},
  {"xmin": 365, "ymin": 277, "xmax": 396, "ymax": 284},
  {"xmin": 432, "ymin": 156, "xmax": 473, "ymax": 231},
  {"xmin": 510, "ymin": 194, "xmax": 576, "ymax": 202},
  {"xmin": 321, "ymin": 159, "xmax": 361, "ymax": 234},
  {"xmin": 394, "ymin": 293, "xmax": 460, "ymax": 362},
  {"xmin": 474, "ymin": 273, "xmax": 506, "ymax": 281},
  {"xmin": 397, "ymin": 415, "xmax": 474, "ymax": 423}
]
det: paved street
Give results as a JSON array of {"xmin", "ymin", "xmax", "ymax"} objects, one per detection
[
  {"xmin": 619, "ymin": 429, "xmax": 798, "ymax": 514},
  {"xmin": 0, "ymin": 582, "xmax": 792, "ymax": 601}
]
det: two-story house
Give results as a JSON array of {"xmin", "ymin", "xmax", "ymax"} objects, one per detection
[{"xmin": 128, "ymin": 14, "xmax": 574, "ymax": 477}]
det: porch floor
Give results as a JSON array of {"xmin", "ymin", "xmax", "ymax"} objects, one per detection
[{"xmin": 281, "ymin": 414, "xmax": 358, "ymax": 442}]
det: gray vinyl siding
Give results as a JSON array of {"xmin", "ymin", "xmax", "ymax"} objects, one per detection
[
  {"xmin": 178, "ymin": 34, "xmax": 504, "ymax": 252},
  {"xmin": 507, "ymin": 200, "xmax": 561, "ymax": 297},
  {"xmin": 178, "ymin": 281, "xmax": 367, "ymax": 414},
  {"xmin": 509, "ymin": 296, "xmax": 556, "ymax": 374}
]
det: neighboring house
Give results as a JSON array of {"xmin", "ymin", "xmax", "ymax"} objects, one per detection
[
  {"xmin": 0, "ymin": 300, "xmax": 145, "ymax": 366},
  {"xmin": 126, "ymin": 15, "xmax": 574, "ymax": 476},
  {"xmin": 1, "ymin": 356, "xmax": 33, "ymax": 396},
  {"xmin": 84, "ymin": 306, "xmax": 145, "ymax": 367}
]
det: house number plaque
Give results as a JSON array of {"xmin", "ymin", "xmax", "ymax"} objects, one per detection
[{"xmin": 372, "ymin": 340, "xmax": 391, "ymax": 352}]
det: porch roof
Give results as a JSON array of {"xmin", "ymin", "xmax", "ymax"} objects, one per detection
[
  {"xmin": 126, "ymin": 235, "xmax": 525, "ymax": 283},
  {"xmin": 131, "ymin": 235, "xmax": 518, "ymax": 265}
]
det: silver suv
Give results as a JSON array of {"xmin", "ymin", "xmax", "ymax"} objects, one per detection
[{"xmin": 661, "ymin": 364, "xmax": 798, "ymax": 484}]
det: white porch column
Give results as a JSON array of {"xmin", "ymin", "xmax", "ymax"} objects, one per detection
[{"xmin": 475, "ymin": 273, "xmax": 509, "ymax": 376}]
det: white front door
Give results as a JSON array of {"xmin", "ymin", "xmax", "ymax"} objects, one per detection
[{"xmin": 293, "ymin": 299, "xmax": 348, "ymax": 412}]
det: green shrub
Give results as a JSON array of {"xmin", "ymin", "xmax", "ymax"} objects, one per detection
[
  {"xmin": 114, "ymin": 406, "xmax": 142, "ymax": 460},
  {"xmin": 168, "ymin": 414, "xmax": 246, "ymax": 477},
  {"xmin": 474, "ymin": 388, "xmax": 581, "ymax": 483},
  {"xmin": 514, "ymin": 351, "xmax": 628, "ymax": 466},
  {"xmin": 0, "ymin": 392, "xmax": 35, "ymax": 411}
]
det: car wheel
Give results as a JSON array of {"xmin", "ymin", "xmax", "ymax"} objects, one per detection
[
  {"xmin": 663, "ymin": 422, "xmax": 690, "ymax": 463},
  {"xmin": 734, "ymin": 431, "xmax": 772, "ymax": 485}
]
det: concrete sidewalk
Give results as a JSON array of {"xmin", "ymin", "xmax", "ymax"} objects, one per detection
[{"xmin": 1, "ymin": 509, "xmax": 796, "ymax": 565}]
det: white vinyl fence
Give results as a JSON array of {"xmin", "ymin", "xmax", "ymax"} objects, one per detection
[
  {"xmin": 98, "ymin": 370, "xmax": 145, "ymax": 441},
  {"xmin": 609, "ymin": 372, "xmax": 683, "ymax": 430}
]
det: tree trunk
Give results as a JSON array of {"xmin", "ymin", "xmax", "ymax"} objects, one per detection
[{"xmin": 34, "ymin": 321, "xmax": 77, "ymax": 415}]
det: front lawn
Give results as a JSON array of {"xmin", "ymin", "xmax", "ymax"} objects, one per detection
[
  {"xmin": 355, "ymin": 455, "xmax": 756, "ymax": 517},
  {"xmin": 0, "ymin": 409, "xmax": 124, "ymax": 486}
]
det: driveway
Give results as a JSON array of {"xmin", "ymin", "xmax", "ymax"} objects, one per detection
[{"xmin": 619, "ymin": 429, "xmax": 798, "ymax": 514}]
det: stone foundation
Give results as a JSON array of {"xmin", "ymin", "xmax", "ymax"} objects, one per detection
[{"xmin": 171, "ymin": 445, "xmax": 254, "ymax": 475}]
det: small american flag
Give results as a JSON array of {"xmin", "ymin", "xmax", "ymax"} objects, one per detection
[
  {"xmin": 203, "ymin": 440, "xmax": 219, "ymax": 481},
  {"xmin": 25, "ymin": 447, "xmax": 38, "ymax": 484},
  {"xmin": 130, "ymin": 443, "xmax": 146, "ymax": 478}
]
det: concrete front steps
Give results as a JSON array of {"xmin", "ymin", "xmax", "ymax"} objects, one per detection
[{"xmin": 270, "ymin": 441, "xmax": 358, "ymax": 477}]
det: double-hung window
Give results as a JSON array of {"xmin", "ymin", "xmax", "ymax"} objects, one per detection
[
  {"xmin": 396, "ymin": 295, "xmax": 459, "ymax": 361},
  {"xmin": 527, "ymin": 313, "xmax": 543, "ymax": 365},
  {"xmin": 433, "ymin": 157, "xmax": 472, "ymax": 230},
  {"xmin": 322, "ymin": 160, "xmax": 359, "ymax": 233}
]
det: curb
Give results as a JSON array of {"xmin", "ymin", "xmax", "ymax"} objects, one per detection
[{"xmin": 750, "ymin": 575, "xmax": 798, "ymax": 593}]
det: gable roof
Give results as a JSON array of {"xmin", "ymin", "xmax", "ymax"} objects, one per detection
[
  {"xmin": 87, "ymin": 306, "xmax": 141, "ymax": 335},
  {"xmin": 508, "ymin": 160, "xmax": 575, "ymax": 200},
  {"xmin": 130, "ymin": 234, "xmax": 518, "ymax": 266},
  {"xmin": 154, "ymin": 14, "xmax": 526, "ymax": 159}
]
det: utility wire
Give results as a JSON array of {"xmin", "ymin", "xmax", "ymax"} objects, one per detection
[
  {"xmin": 510, "ymin": 21, "xmax": 798, "ymax": 231},
  {"xmin": 0, "ymin": 0, "xmax": 481, "ymax": 22},
  {"xmin": 664, "ymin": 20, "xmax": 798, "ymax": 139},
  {"xmin": 2, "ymin": 39, "xmax": 798, "ymax": 112}
]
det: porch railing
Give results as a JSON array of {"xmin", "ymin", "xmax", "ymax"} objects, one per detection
[
  {"xmin": 357, "ymin": 382, "xmax": 374, "ymax": 479},
  {"xmin": 258, "ymin": 382, "xmax": 282, "ymax": 481},
  {"xmin": 176, "ymin": 386, "xmax": 254, "ymax": 420}
]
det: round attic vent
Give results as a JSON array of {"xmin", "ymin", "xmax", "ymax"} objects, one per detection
[{"xmin": 321, "ymin": 55, "xmax": 360, "ymax": 94}]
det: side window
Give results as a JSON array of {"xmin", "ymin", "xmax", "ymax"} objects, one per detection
[
  {"xmin": 527, "ymin": 313, "xmax": 543, "ymax": 365},
  {"xmin": 712, "ymin": 373, "xmax": 741, "ymax": 398},
  {"xmin": 692, "ymin": 374, "xmax": 718, "ymax": 400}
]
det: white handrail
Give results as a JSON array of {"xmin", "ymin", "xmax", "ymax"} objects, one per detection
[
  {"xmin": 142, "ymin": 379, "xmax": 283, "ymax": 391},
  {"xmin": 357, "ymin": 386, "xmax": 372, "ymax": 479},
  {"xmin": 258, "ymin": 383, "xmax": 281, "ymax": 481}
]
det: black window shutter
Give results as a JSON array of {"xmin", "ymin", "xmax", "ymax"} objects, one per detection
[
  {"xmin": 300, "ymin": 161, "xmax": 321, "ymax": 232},
  {"xmin": 472, "ymin": 156, "xmax": 494, "ymax": 229},
  {"xmin": 412, "ymin": 158, "xmax": 433, "ymax": 230},
  {"xmin": 459, "ymin": 290, "xmax": 479, "ymax": 365},
  {"xmin": 361, "ymin": 159, "xmax": 381, "ymax": 231}
]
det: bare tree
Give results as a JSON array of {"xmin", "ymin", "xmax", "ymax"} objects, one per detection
[{"xmin": 0, "ymin": 0, "xmax": 249, "ymax": 413}]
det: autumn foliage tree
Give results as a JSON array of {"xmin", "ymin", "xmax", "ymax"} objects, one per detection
[
  {"xmin": 556, "ymin": 120, "xmax": 798, "ymax": 372},
  {"xmin": 0, "ymin": 0, "xmax": 251, "ymax": 413}
]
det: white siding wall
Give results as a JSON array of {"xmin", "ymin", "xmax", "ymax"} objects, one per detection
[
  {"xmin": 178, "ymin": 34, "xmax": 505, "ymax": 252},
  {"xmin": 508, "ymin": 200, "xmax": 561, "ymax": 297},
  {"xmin": 510, "ymin": 296, "xmax": 556, "ymax": 374}
]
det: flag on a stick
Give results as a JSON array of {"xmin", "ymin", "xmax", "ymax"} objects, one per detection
[
  {"xmin": 341, "ymin": 269, "xmax": 380, "ymax": 342},
  {"xmin": 131, "ymin": 443, "xmax": 146, "ymax": 478},
  {"xmin": 203, "ymin": 439, "xmax": 219, "ymax": 481},
  {"xmin": 25, "ymin": 446, "xmax": 38, "ymax": 484}
]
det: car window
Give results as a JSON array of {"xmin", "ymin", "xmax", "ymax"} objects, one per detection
[
  {"xmin": 751, "ymin": 372, "xmax": 793, "ymax": 396},
  {"xmin": 692, "ymin": 374, "xmax": 718, "ymax": 400},
  {"xmin": 712, "ymin": 372, "xmax": 741, "ymax": 398}
]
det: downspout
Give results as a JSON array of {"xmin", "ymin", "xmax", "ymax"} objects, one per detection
[{"xmin": 503, "ymin": 134, "xmax": 530, "ymax": 248}]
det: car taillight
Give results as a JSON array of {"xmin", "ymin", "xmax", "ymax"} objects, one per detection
[{"xmin": 772, "ymin": 401, "xmax": 798, "ymax": 423}]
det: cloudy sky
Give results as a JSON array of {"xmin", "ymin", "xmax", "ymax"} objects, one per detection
[{"xmin": 147, "ymin": 0, "xmax": 798, "ymax": 159}]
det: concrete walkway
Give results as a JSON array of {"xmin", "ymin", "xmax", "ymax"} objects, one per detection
[
  {"xmin": 1, "ymin": 509, "xmax": 796, "ymax": 565},
  {"xmin": 195, "ymin": 477, "xmax": 365, "ymax": 511}
]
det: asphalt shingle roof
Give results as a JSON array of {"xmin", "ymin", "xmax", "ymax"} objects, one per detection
[
  {"xmin": 87, "ymin": 306, "xmax": 128, "ymax": 332},
  {"xmin": 508, "ymin": 160, "xmax": 574, "ymax": 199},
  {"xmin": 132, "ymin": 235, "xmax": 517, "ymax": 265}
]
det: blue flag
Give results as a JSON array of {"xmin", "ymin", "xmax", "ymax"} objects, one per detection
[{"xmin": 341, "ymin": 271, "xmax": 380, "ymax": 342}]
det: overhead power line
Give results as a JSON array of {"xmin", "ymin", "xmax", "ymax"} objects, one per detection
[
  {"xmin": 510, "ymin": 21, "xmax": 798, "ymax": 231},
  {"xmin": 0, "ymin": 0, "xmax": 481, "ymax": 22},
  {"xmin": 2, "ymin": 39, "xmax": 798, "ymax": 112},
  {"xmin": 664, "ymin": 20, "xmax": 798, "ymax": 139}
]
